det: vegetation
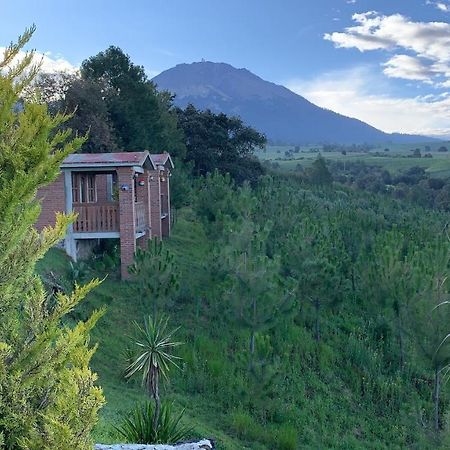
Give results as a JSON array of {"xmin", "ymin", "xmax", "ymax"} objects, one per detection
[
  {"xmin": 115, "ymin": 401, "xmax": 191, "ymax": 444},
  {"xmin": 128, "ymin": 239, "xmax": 180, "ymax": 316},
  {"xmin": 125, "ymin": 316, "xmax": 182, "ymax": 433},
  {"xmin": 0, "ymin": 28, "xmax": 104, "ymax": 449},
  {"xmin": 176, "ymin": 104, "xmax": 266, "ymax": 183},
  {"xmin": 5, "ymin": 28, "xmax": 450, "ymax": 450},
  {"xmin": 38, "ymin": 47, "xmax": 186, "ymax": 157},
  {"xmin": 36, "ymin": 170, "xmax": 450, "ymax": 448}
]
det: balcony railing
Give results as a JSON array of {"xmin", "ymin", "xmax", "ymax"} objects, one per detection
[{"xmin": 73, "ymin": 202, "xmax": 119, "ymax": 233}]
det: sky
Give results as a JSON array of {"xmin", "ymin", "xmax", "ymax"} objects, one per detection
[{"xmin": 1, "ymin": 0, "xmax": 449, "ymax": 138}]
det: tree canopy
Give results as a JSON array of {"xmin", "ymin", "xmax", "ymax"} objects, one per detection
[{"xmin": 176, "ymin": 104, "xmax": 266, "ymax": 184}]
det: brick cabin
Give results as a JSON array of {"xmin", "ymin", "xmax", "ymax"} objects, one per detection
[{"xmin": 35, "ymin": 151, "xmax": 174, "ymax": 279}]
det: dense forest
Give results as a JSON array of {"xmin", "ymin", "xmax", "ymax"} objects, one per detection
[{"xmin": 3, "ymin": 29, "xmax": 450, "ymax": 450}]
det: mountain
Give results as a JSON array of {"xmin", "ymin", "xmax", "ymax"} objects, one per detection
[{"xmin": 153, "ymin": 61, "xmax": 431, "ymax": 145}]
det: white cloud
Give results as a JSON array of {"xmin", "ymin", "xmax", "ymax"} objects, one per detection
[
  {"xmin": 324, "ymin": 12, "xmax": 450, "ymax": 85},
  {"xmin": 284, "ymin": 67, "xmax": 450, "ymax": 138},
  {"xmin": 383, "ymin": 54, "xmax": 442, "ymax": 82},
  {"xmin": 0, "ymin": 47, "xmax": 78, "ymax": 75},
  {"xmin": 427, "ymin": 1, "xmax": 450, "ymax": 13}
]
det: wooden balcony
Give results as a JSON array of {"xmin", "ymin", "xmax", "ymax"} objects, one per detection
[{"xmin": 73, "ymin": 202, "xmax": 119, "ymax": 233}]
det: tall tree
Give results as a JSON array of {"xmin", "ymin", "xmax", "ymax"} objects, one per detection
[
  {"xmin": 223, "ymin": 220, "xmax": 295, "ymax": 361},
  {"xmin": 0, "ymin": 28, "xmax": 104, "ymax": 449},
  {"xmin": 308, "ymin": 154, "xmax": 332, "ymax": 186},
  {"xmin": 176, "ymin": 104, "xmax": 266, "ymax": 184},
  {"xmin": 35, "ymin": 73, "xmax": 119, "ymax": 153},
  {"xmin": 81, "ymin": 46, "xmax": 185, "ymax": 157}
]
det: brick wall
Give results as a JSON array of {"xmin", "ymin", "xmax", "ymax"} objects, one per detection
[
  {"xmin": 149, "ymin": 169, "xmax": 162, "ymax": 239},
  {"xmin": 35, "ymin": 173, "xmax": 65, "ymax": 230},
  {"xmin": 117, "ymin": 167, "xmax": 136, "ymax": 279},
  {"xmin": 160, "ymin": 169, "xmax": 171, "ymax": 237}
]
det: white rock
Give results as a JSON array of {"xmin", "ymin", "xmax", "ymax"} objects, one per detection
[{"xmin": 94, "ymin": 440, "xmax": 214, "ymax": 450}]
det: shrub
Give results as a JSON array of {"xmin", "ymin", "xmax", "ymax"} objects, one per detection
[
  {"xmin": 115, "ymin": 401, "xmax": 192, "ymax": 444},
  {"xmin": 275, "ymin": 424, "xmax": 298, "ymax": 450}
]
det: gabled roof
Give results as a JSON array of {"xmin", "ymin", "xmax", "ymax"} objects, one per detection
[
  {"xmin": 149, "ymin": 153, "xmax": 175, "ymax": 169},
  {"xmin": 61, "ymin": 151, "xmax": 156, "ymax": 170}
]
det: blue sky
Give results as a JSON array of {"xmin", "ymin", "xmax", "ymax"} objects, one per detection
[{"xmin": 1, "ymin": 0, "xmax": 449, "ymax": 137}]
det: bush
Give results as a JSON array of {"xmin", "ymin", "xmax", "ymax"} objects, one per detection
[
  {"xmin": 275, "ymin": 424, "xmax": 298, "ymax": 450},
  {"xmin": 115, "ymin": 401, "xmax": 192, "ymax": 444}
]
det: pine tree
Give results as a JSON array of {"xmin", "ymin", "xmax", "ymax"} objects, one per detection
[
  {"xmin": 0, "ymin": 28, "xmax": 104, "ymax": 449},
  {"xmin": 128, "ymin": 239, "xmax": 180, "ymax": 317},
  {"xmin": 409, "ymin": 238, "xmax": 450, "ymax": 431},
  {"xmin": 224, "ymin": 221, "xmax": 295, "ymax": 362}
]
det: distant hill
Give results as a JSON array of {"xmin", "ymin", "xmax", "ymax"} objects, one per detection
[{"xmin": 153, "ymin": 61, "xmax": 432, "ymax": 145}]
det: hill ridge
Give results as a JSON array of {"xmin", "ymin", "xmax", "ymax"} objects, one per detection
[{"xmin": 153, "ymin": 61, "xmax": 431, "ymax": 145}]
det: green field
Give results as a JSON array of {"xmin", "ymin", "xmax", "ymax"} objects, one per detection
[{"xmin": 259, "ymin": 142, "xmax": 450, "ymax": 177}]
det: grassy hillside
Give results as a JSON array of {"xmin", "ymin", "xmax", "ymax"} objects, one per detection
[
  {"xmin": 36, "ymin": 178, "xmax": 450, "ymax": 449},
  {"xmin": 36, "ymin": 211, "xmax": 251, "ymax": 449}
]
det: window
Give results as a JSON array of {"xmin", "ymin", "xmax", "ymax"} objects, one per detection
[{"xmin": 72, "ymin": 173, "xmax": 97, "ymax": 203}]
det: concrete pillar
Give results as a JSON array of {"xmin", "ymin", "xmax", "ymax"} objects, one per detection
[
  {"xmin": 149, "ymin": 169, "xmax": 162, "ymax": 239},
  {"xmin": 63, "ymin": 169, "xmax": 77, "ymax": 261},
  {"xmin": 136, "ymin": 169, "xmax": 152, "ymax": 248},
  {"xmin": 161, "ymin": 169, "xmax": 171, "ymax": 238},
  {"xmin": 117, "ymin": 167, "xmax": 136, "ymax": 279}
]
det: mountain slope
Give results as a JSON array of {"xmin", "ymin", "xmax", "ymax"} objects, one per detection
[{"xmin": 153, "ymin": 61, "xmax": 429, "ymax": 145}]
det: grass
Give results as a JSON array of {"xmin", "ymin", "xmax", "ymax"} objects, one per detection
[{"xmin": 260, "ymin": 142, "xmax": 450, "ymax": 177}]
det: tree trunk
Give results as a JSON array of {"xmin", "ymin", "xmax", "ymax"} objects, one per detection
[
  {"xmin": 433, "ymin": 366, "xmax": 441, "ymax": 431},
  {"xmin": 397, "ymin": 312, "xmax": 405, "ymax": 371},
  {"xmin": 315, "ymin": 298, "xmax": 320, "ymax": 342},
  {"xmin": 150, "ymin": 368, "xmax": 161, "ymax": 432},
  {"xmin": 250, "ymin": 293, "xmax": 257, "ymax": 355},
  {"xmin": 250, "ymin": 330, "xmax": 255, "ymax": 354},
  {"xmin": 351, "ymin": 266, "xmax": 356, "ymax": 293}
]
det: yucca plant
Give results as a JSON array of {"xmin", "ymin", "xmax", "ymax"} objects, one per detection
[
  {"xmin": 115, "ymin": 401, "xmax": 192, "ymax": 444},
  {"xmin": 125, "ymin": 315, "xmax": 182, "ymax": 431}
]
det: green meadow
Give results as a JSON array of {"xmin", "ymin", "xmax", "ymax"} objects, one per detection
[{"xmin": 260, "ymin": 142, "xmax": 450, "ymax": 177}]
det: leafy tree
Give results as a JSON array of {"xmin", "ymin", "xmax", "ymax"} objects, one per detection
[
  {"xmin": 63, "ymin": 77, "xmax": 120, "ymax": 153},
  {"xmin": 81, "ymin": 46, "xmax": 185, "ymax": 157},
  {"xmin": 176, "ymin": 104, "xmax": 266, "ymax": 184},
  {"xmin": 128, "ymin": 239, "xmax": 180, "ymax": 317},
  {"xmin": 125, "ymin": 316, "xmax": 182, "ymax": 432},
  {"xmin": 169, "ymin": 159, "xmax": 194, "ymax": 211},
  {"xmin": 36, "ymin": 73, "xmax": 120, "ymax": 153},
  {"xmin": 308, "ymin": 154, "xmax": 332, "ymax": 185},
  {"xmin": 0, "ymin": 28, "xmax": 104, "ymax": 449}
]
